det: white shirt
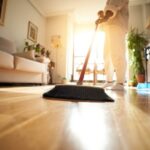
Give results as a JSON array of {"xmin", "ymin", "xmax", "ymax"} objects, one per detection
[{"xmin": 104, "ymin": 0, "xmax": 129, "ymax": 32}]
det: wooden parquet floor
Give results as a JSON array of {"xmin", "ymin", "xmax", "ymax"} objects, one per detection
[{"xmin": 0, "ymin": 85, "xmax": 149, "ymax": 150}]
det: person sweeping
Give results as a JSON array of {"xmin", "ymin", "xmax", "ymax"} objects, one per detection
[{"xmin": 97, "ymin": 0, "xmax": 129, "ymax": 90}]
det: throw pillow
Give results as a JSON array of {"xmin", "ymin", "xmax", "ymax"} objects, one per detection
[
  {"xmin": 0, "ymin": 37, "xmax": 16, "ymax": 54},
  {"xmin": 14, "ymin": 50, "xmax": 35, "ymax": 60}
]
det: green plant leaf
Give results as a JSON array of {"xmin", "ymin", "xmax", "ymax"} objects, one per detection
[{"xmin": 127, "ymin": 27, "xmax": 148, "ymax": 79}]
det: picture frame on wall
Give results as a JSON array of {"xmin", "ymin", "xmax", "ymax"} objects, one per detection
[
  {"xmin": 0, "ymin": 0, "xmax": 7, "ymax": 25},
  {"xmin": 27, "ymin": 21, "xmax": 38, "ymax": 43}
]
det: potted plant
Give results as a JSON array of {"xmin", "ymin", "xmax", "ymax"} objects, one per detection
[
  {"xmin": 24, "ymin": 41, "xmax": 41, "ymax": 53},
  {"xmin": 127, "ymin": 28, "xmax": 148, "ymax": 84}
]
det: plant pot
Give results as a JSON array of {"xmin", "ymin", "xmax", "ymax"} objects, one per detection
[
  {"xmin": 136, "ymin": 74, "xmax": 145, "ymax": 83},
  {"xmin": 128, "ymin": 80, "xmax": 137, "ymax": 87}
]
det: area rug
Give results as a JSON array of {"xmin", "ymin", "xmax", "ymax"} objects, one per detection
[{"xmin": 43, "ymin": 85, "xmax": 114, "ymax": 102}]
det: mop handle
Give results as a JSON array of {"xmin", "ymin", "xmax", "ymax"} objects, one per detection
[
  {"xmin": 77, "ymin": 25, "xmax": 98, "ymax": 85},
  {"xmin": 77, "ymin": 14, "xmax": 111, "ymax": 85}
]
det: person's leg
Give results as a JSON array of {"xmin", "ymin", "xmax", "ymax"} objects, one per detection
[
  {"xmin": 107, "ymin": 26, "xmax": 126, "ymax": 90},
  {"xmin": 104, "ymin": 51, "xmax": 114, "ymax": 82},
  {"xmin": 112, "ymin": 28, "xmax": 126, "ymax": 84},
  {"xmin": 101, "ymin": 28, "xmax": 114, "ymax": 88}
]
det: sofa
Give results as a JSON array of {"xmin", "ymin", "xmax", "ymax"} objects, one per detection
[{"xmin": 0, "ymin": 37, "xmax": 50, "ymax": 84}]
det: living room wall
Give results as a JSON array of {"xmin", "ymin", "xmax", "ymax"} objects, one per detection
[
  {"xmin": 0, "ymin": 0, "xmax": 47, "ymax": 52},
  {"xmin": 46, "ymin": 14, "xmax": 74, "ymax": 83}
]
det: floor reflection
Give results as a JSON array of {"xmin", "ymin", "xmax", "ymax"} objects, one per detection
[{"xmin": 69, "ymin": 104, "xmax": 110, "ymax": 150}]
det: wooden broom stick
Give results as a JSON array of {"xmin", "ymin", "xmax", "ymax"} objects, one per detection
[
  {"xmin": 77, "ymin": 10, "xmax": 113, "ymax": 85},
  {"xmin": 77, "ymin": 25, "xmax": 98, "ymax": 85}
]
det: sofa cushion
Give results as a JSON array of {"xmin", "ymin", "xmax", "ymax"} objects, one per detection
[
  {"xmin": 0, "ymin": 50, "xmax": 14, "ymax": 69},
  {"xmin": 0, "ymin": 37, "xmax": 16, "ymax": 54},
  {"xmin": 14, "ymin": 56, "xmax": 47, "ymax": 73}
]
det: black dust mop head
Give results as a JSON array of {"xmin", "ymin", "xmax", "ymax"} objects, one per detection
[{"xmin": 43, "ymin": 85, "xmax": 114, "ymax": 102}]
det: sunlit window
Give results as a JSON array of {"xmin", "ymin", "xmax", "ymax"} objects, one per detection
[{"xmin": 73, "ymin": 29, "xmax": 106, "ymax": 81}]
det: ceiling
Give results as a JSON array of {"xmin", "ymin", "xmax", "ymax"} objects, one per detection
[{"xmin": 29, "ymin": 0, "xmax": 150, "ymax": 23}]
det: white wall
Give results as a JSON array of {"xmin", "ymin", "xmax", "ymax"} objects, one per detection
[
  {"xmin": 0, "ymin": 0, "xmax": 47, "ymax": 52},
  {"xmin": 129, "ymin": 3, "xmax": 150, "ymax": 34},
  {"xmin": 144, "ymin": 4, "xmax": 150, "ymax": 37},
  {"xmin": 129, "ymin": 5, "xmax": 144, "ymax": 31},
  {"xmin": 46, "ymin": 15, "xmax": 68, "ymax": 83},
  {"xmin": 66, "ymin": 15, "xmax": 74, "ymax": 81},
  {"xmin": 46, "ymin": 14, "xmax": 74, "ymax": 83}
]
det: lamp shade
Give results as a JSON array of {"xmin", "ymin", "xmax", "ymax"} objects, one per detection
[{"xmin": 50, "ymin": 35, "xmax": 61, "ymax": 48}]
